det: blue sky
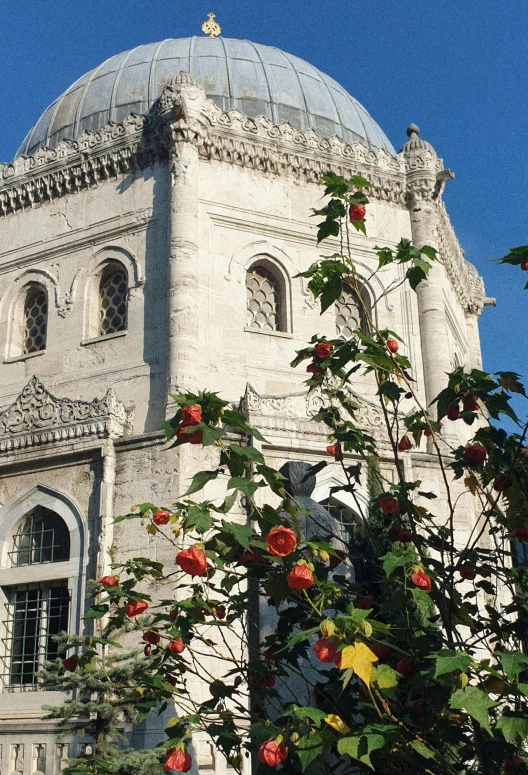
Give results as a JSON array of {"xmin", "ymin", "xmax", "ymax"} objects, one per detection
[{"xmin": 1, "ymin": 0, "xmax": 526, "ymax": 418}]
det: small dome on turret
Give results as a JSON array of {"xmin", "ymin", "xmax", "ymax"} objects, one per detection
[{"xmin": 400, "ymin": 123, "xmax": 435, "ymax": 154}]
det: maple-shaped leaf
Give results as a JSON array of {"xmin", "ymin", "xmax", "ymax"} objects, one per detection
[{"xmin": 339, "ymin": 643, "xmax": 378, "ymax": 686}]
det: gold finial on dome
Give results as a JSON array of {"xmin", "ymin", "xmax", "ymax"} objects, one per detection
[{"xmin": 202, "ymin": 12, "xmax": 221, "ymax": 38}]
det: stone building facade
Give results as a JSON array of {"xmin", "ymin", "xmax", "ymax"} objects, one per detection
[{"xmin": 0, "ymin": 36, "xmax": 487, "ymax": 774}]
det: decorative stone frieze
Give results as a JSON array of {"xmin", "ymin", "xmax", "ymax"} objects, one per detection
[{"xmin": 0, "ymin": 376, "xmax": 129, "ymax": 452}]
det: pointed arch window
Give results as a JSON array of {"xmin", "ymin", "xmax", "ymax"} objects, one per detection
[
  {"xmin": 335, "ymin": 284, "xmax": 369, "ymax": 340},
  {"xmin": 246, "ymin": 264, "xmax": 283, "ymax": 332},
  {"xmin": 1, "ymin": 507, "xmax": 71, "ymax": 691},
  {"xmin": 22, "ymin": 285, "xmax": 48, "ymax": 354},
  {"xmin": 99, "ymin": 264, "xmax": 128, "ymax": 336}
]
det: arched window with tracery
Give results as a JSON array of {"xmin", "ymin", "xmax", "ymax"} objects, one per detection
[
  {"xmin": 335, "ymin": 283, "xmax": 369, "ymax": 340},
  {"xmin": 1, "ymin": 506, "xmax": 71, "ymax": 691},
  {"xmin": 22, "ymin": 285, "xmax": 48, "ymax": 354},
  {"xmin": 246, "ymin": 264, "xmax": 283, "ymax": 332},
  {"xmin": 99, "ymin": 263, "xmax": 128, "ymax": 336}
]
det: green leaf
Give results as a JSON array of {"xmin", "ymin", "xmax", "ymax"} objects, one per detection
[
  {"xmin": 320, "ymin": 274, "xmax": 343, "ymax": 313},
  {"xmin": 433, "ymin": 651, "xmax": 473, "ymax": 679},
  {"xmin": 499, "ymin": 652, "xmax": 528, "ymax": 680},
  {"xmin": 338, "ymin": 734, "xmax": 385, "ymax": 769},
  {"xmin": 230, "ymin": 444, "xmax": 265, "ymax": 464},
  {"xmin": 497, "ymin": 372, "xmax": 526, "ymax": 396},
  {"xmin": 497, "ymin": 714, "xmax": 528, "ymax": 743},
  {"xmin": 283, "ymin": 627, "xmax": 320, "ymax": 650},
  {"xmin": 316, "ymin": 219, "xmax": 340, "ymax": 244},
  {"xmin": 348, "ymin": 175, "xmax": 372, "ymax": 189},
  {"xmin": 293, "ymin": 706, "xmax": 328, "ymax": 727},
  {"xmin": 221, "ymin": 520, "xmax": 253, "ymax": 549},
  {"xmin": 518, "ymin": 683, "xmax": 528, "ymax": 697},
  {"xmin": 372, "ymin": 664, "xmax": 400, "ymax": 689},
  {"xmin": 201, "ymin": 425, "xmax": 225, "ymax": 446},
  {"xmin": 84, "ymin": 603, "xmax": 108, "ymax": 620},
  {"xmin": 406, "ymin": 265, "xmax": 428, "ymax": 291},
  {"xmin": 183, "ymin": 470, "xmax": 219, "ymax": 496},
  {"xmin": 411, "ymin": 741, "xmax": 436, "ymax": 760},
  {"xmin": 226, "ymin": 477, "xmax": 263, "ymax": 498},
  {"xmin": 379, "ymin": 547, "xmax": 417, "ymax": 577},
  {"xmin": 222, "ymin": 410, "xmax": 267, "ymax": 442},
  {"xmin": 186, "ymin": 504, "xmax": 213, "ymax": 533},
  {"xmin": 296, "ymin": 733, "xmax": 324, "ymax": 772},
  {"xmin": 450, "ymin": 687, "xmax": 497, "ymax": 735}
]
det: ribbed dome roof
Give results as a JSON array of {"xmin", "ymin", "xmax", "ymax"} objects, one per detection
[{"xmin": 16, "ymin": 37, "xmax": 395, "ymax": 158}]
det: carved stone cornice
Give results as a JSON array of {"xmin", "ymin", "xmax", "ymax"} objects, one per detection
[
  {"xmin": 0, "ymin": 376, "xmax": 129, "ymax": 452},
  {"xmin": 436, "ymin": 201, "xmax": 485, "ymax": 315}
]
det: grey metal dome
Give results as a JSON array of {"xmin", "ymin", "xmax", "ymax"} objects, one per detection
[{"xmin": 16, "ymin": 37, "xmax": 395, "ymax": 158}]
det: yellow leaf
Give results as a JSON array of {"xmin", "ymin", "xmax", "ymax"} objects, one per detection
[
  {"xmin": 464, "ymin": 475, "xmax": 478, "ymax": 496},
  {"xmin": 339, "ymin": 642, "xmax": 378, "ymax": 686},
  {"xmin": 324, "ymin": 714, "xmax": 351, "ymax": 734}
]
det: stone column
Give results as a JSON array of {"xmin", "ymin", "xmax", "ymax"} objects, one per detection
[
  {"xmin": 403, "ymin": 125, "xmax": 453, "ymax": 413},
  {"xmin": 465, "ymin": 307, "xmax": 483, "ymax": 371},
  {"xmin": 158, "ymin": 73, "xmax": 208, "ymax": 406}
]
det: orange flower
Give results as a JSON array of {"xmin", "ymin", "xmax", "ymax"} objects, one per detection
[
  {"xmin": 99, "ymin": 575, "xmax": 119, "ymax": 588},
  {"xmin": 153, "ymin": 509, "xmax": 171, "ymax": 526},
  {"xmin": 164, "ymin": 748, "xmax": 192, "ymax": 772},
  {"xmin": 259, "ymin": 740, "xmax": 288, "ymax": 766},
  {"xmin": 176, "ymin": 546, "xmax": 208, "ymax": 576},
  {"xmin": 126, "ymin": 599, "xmax": 149, "ymax": 618},
  {"xmin": 287, "ymin": 563, "xmax": 314, "ymax": 590},
  {"xmin": 266, "ymin": 527, "xmax": 297, "ymax": 557},
  {"xmin": 168, "ymin": 638, "xmax": 185, "ymax": 655}
]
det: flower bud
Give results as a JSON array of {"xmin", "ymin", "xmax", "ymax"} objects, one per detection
[{"xmin": 320, "ymin": 619, "xmax": 336, "ymax": 638}]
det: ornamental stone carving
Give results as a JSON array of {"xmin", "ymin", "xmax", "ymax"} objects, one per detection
[{"xmin": 0, "ymin": 376, "xmax": 129, "ymax": 452}]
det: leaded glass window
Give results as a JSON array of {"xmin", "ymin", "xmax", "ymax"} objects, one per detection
[
  {"xmin": 246, "ymin": 266, "xmax": 281, "ymax": 331},
  {"xmin": 9, "ymin": 507, "xmax": 70, "ymax": 567},
  {"xmin": 335, "ymin": 286, "xmax": 367, "ymax": 340},
  {"xmin": 1, "ymin": 581, "xmax": 70, "ymax": 690},
  {"xmin": 23, "ymin": 286, "xmax": 47, "ymax": 354},
  {"xmin": 99, "ymin": 265, "xmax": 127, "ymax": 336}
]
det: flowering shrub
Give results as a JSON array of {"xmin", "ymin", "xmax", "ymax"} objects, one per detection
[{"xmin": 47, "ymin": 173, "xmax": 528, "ymax": 775}]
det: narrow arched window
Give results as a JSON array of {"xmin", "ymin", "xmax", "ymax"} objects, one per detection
[
  {"xmin": 2, "ymin": 507, "xmax": 70, "ymax": 690},
  {"xmin": 246, "ymin": 265, "xmax": 282, "ymax": 332},
  {"xmin": 335, "ymin": 284, "xmax": 368, "ymax": 340},
  {"xmin": 22, "ymin": 285, "xmax": 47, "ymax": 354},
  {"xmin": 99, "ymin": 264, "xmax": 128, "ymax": 336}
]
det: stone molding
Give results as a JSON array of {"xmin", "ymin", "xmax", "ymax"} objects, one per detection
[
  {"xmin": 0, "ymin": 376, "xmax": 129, "ymax": 452},
  {"xmin": 0, "ymin": 73, "xmax": 484, "ymax": 314},
  {"xmin": 240, "ymin": 383, "xmax": 386, "ymax": 434}
]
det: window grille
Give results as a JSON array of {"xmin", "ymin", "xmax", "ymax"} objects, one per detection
[
  {"xmin": 1, "ymin": 581, "xmax": 70, "ymax": 690},
  {"xmin": 335, "ymin": 286, "xmax": 366, "ymax": 340},
  {"xmin": 23, "ymin": 286, "xmax": 47, "ymax": 354},
  {"xmin": 99, "ymin": 266, "xmax": 127, "ymax": 335},
  {"xmin": 320, "ymin": 498, "xmax": 356, "ymax": 531},
  {"xmin": 9, "ymin": 507, "xmax": 70, "ymax": 567},
  {"xmin": 246, "ymin": 266, "xmax": 281, "ymax": 331}
]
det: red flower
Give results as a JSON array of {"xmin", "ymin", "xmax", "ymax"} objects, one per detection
[
  {"xmin": 239, "ymin": 550, "xmax": 263, "ymax": 566},
  {"xmin": 398, "ymin": 529, "xmax": 412, "ymax": 544},
  {"xmin": 126, "ymin": 599, "xmax": 149, "ymax": 618},
  {"xmin": 378, "ymin": 496, "xmax": 399, "ymax": 516},
  {"xmin": 176, "ymin": 425, "xmax": 203, "ymax": 445},
  {"xmin": 493, "ymin": 475, "xmax": 513, "ymax": 492},
  {"xmin": 396, "ymin": 659, "xmax": 415, "ymax": 678},
  {"xmin": 142, "ymin": 631, "xmax": 161, "ymax": 645},
  {"xmin": 153, "ymin": 509, "xmax": 171, "ymax": 526},
  {"xmin": 287, "ymin": 563, "xmax": 314, "ymax": 590},
  {"xmin": 182, "ymin": 405, "xmax": 201, "ymax": 424},
  {"xmin": 315, "ymin": 342, "xmax": 332, "ymax": 359},
  {"xmin": 329, "ymin": 550, "xmax": 346, "ymax": 569},
  {"xmin": 505, "ymin": 757, "xmax": 525, "ymax": 774},
  {"xmin": 164, "ymin": 748, "xmax": 192, "ymax": 773},
  {"xmin": 144, "ymin": 645, "xmax": 151, "ymax": 657},
  {"xmin": 371, "ymin": 642, "xmax": 392, "ymax": 661},
  {"xmin": 459, "ymin": 566, "xmax": 476, "ymax": 581},
  {"xmin": 522, "ymin": 262, "xmax": 528, "ymax": 272},
  {"xmin": 388, "ymin": 525, "xmax": 402, "ymax": 541},
  {"xmin": 398, "ymin": 435, "xmax": 412, "ymax": 452},
  {"xmin": 306, "ymin": 363, "xmax": 324, "ymax": 375},
  {"xmin": 463, "ymin": 394, "xmax": 479, "ymax": 412},
  {"xmin": 250, "ymin": 674, "xmax": 276, "ymax": 688},
  {"xmin": 211, "ymin": 604, "xmax": 226, "ymax": 619},
  {"xmin": 99, "ymin": 575, "xmax": 119, "ymax": 588},
  {"xmin": 314, "ymin": 638, "xmax": 340, "ymax": 664},
  {"xmin": 266, "ymin": 527, "xmax": 297, "ymax": 557},
  {"xmin": 168, "ymin": 638, "xmax": 185, "ymax": 655},
  {"xmin": 326, "ymin": 444, "xmax": 339, "ymax": 457},
  {"xmin": 386, "ymin": 338, "xmax": 399, "ymax": 353},
  {"xmin": 355, "ymin": 595, "xmax": 373, "ymax": 610},
  {"xmin": 349, "ymin": 203, "xmax": 366, "ymax": 222},
  {"xmin": 514, "ymin": 526, "xmax": 528, "ymax": 542},
  {"xmin": 411, "ymin": 569, "xmax": 432, "ymax": 591},
  {"xmin": 447, "ymin": 404, "xmax": 461, "ymax": 421},
  {"xmin": 259, "ymin": 740, "xmax": 289, "ymax": 767},
  {"xmin": 263, "ymin": 648, "xmax": 282, "ymax": 662},
  {"xmin": 62, "ymin": 657, "xmax": 78, "ymax": 672},
  {"xmin": 176, "ymin": 546, "xmax": 208, "ymax": 576},
  {"xmin": 464, "ymin": 444, "xmax": 487, "ymax": 463}
]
